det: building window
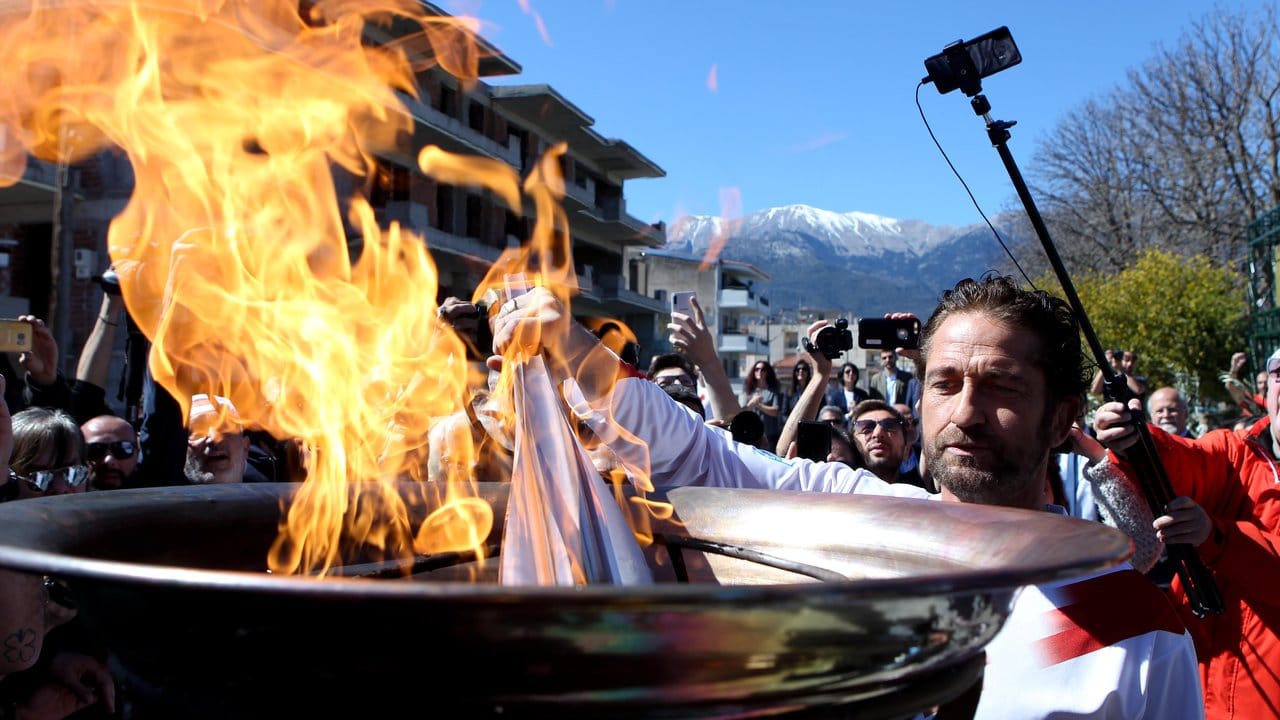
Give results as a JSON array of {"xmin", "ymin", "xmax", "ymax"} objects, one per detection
[
  {"xmin": 464, "ymin": 194, "xmax": 483, "ymax": 239},
  {"xmin": 439, "ymin": 85, "xmax": 457, "ymax": 118},
  {"xmin": 435, "ymin": 185, "xmax": 454, "ymax": 234},
  {"xmin": 467, "ymin": 101, "xmax": 485, "ymax": 133}
]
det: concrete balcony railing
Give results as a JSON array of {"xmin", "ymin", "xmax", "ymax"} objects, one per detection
[
  {"xmin": 719, "ymin": 288, "xmax": 769, "ymax": 315},
  {"xmin": 399, "ymin": 93, "xmax": 521, "ymax": 168},
  {"xmin": 718, "ymin": 332, "xmax": 769, "ymax": 355}
]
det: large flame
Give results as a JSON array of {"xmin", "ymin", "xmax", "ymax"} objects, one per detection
[{"xmin": 0, "ymin": 0, "xmax": 621, "ymax": 575}]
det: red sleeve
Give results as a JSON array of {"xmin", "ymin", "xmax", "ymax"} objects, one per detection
[{"xmin": 1110, "ymin": 426, "xmax": 1280, "ymax": 609}]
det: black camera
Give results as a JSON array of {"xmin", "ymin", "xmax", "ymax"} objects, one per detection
[
  {"xmin": 923, "ymin": 26, "xmax": 1021, "ymax": 96},
  {"xmin": 803, "ymin": 318, "xmax": 854, "ymax": 360}
]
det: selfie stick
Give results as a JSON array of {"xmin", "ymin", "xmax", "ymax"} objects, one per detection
[{"xmin": 937, "ymin": 46, "xmax": 1223, "ymax": 617}]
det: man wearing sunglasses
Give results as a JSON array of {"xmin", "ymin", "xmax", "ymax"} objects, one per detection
[
  {"xmin": 80, "ymin": 415, "xmax": 140, "ymax": 491},
  {"xmin": 847, "ymin": 400, "xmax": 924, "ymax": 489}
]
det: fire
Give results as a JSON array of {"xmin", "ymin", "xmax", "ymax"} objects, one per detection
[{"xmin": 0, "ymin": 0, "xmax": 642, "ymax": 577}]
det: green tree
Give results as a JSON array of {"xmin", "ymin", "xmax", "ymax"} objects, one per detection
[{"xmin": 1039, "ymin": 249, "xmax": 1247, "ymax": 406}]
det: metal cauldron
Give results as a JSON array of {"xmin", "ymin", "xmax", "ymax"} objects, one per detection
[{"xmin": 0, "ymin": 483, "xmax": 1130, "ymax": 718}]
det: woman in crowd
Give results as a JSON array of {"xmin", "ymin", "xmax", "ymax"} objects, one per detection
[
  {"xmin": 780, "ymin": 359, "xmax": 812, "ymax": 427},
  {"xmin": 741, "ymin": 360, "xmax": 781, "ymax": 451}
]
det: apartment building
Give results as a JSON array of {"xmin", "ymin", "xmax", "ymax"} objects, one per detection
[{"xmin": 626, "ymin": 247, "xmax": 770, "ymax": 392}]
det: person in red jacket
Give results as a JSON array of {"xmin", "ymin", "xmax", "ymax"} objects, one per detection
[{"xmin": 1094, "ymin": 349, "xmax": 1280, "ymax": 720}]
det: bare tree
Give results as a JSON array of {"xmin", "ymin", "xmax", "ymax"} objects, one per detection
[{"xmin": 1010, "ymin": 4, "xmax": 1280, "ymax": 279}]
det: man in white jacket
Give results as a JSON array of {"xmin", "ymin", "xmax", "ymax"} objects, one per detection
[{"xmin": 490, "ymin": 276, "xmax": 1201, "ymax": 719}]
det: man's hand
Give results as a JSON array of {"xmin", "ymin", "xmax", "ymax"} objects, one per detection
[
  {"xmin": 1230, "ymin": 351, "xmax": 1248, "ymax": 378},
  {"xmin": 803, "ymin": 320, "xmax": 834, "ymax": 378},
  {"xmin": 1093, "ymin": 398, "xmax": 1145, "ymax": 454},
  {"xmin": 668, "ymin": 295, "xmax": 718, "ymax": 370},
  {"xmin": 1066, "ymin": 425, "xmax": 1106, "ymax": 464},
  {"xmin": 17, "ymin": 315, "xmax": 58, "ymax": 386},
  {"xmin": 437, "ymin": 296, "xmax": 483, "ymax": 336},
  {"xmin": 489, "ymin": 287, "xmax": 572, "ymax": 362},
  {"xmin": 49, "ymin": 651, "xmax": 116, "ymax": 714},
  {"xmin": 1153, "ymin": 496, "xmax": 1212, "ymax": 547},
  {"xmin": 884, "ymin": 312, "xmax": 922, "ymax": 364}
]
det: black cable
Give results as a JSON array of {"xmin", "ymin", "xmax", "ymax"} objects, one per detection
[{"xmin": 914, "ymin": 80, "xmax": 1035, "ymax": 288}]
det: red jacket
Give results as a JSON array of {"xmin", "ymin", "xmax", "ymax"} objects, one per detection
[{"xmin": 1115, "ymin": 418, "xmax": 1280, "ymax": 719}]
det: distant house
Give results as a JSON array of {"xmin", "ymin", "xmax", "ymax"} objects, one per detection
[{"xmin": 626, "ymin": 247, "xmax": 770, "ymax": 392}]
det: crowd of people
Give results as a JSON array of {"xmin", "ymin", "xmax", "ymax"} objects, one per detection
[{"xmin": 0, "ymin": 269, "xmax": 1274, "ymax": 719}]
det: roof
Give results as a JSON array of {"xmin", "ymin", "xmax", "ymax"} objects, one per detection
[{"xmin": 490, "ymin": 84, "xmax": 665, "ymax": 181}]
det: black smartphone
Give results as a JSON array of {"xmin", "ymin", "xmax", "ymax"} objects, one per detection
[
  {"xmin": 796, "ymin": 420, "xmax": 831, "ymax": 462},
  {"xmin": 857, "ymin": 317, "xmax": 921, "ymax": 350}
]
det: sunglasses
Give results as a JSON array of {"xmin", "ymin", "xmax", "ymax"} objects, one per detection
[
  {"xmin": 655, "ymin": 374, "xmax": 696, "ymax": 388},
  {"xmin": 852, "ymin": 418, "xmax": 904, "ymax": 436},
  {"xmin": 16, "ymin": 465, "xmax": 90, "ymax": 493},
  {"xmin": 86, "ymin": 440, "xmax": 137, "ymax": 462},
  {"xmin": 1267, "ymin": 356, "xmax": 1280, "ymax": 374}
]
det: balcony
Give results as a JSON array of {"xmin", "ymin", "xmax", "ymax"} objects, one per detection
[
  {"xmin": 383, "ymin": 201, "xmax": 430, "ymax": 230},
  {"xmin": 719, "ymin": 287, "xmax": 769, "ymax": 315},
  {"xmin": 399, "ymin": 93, "xmax": 521, "ymax": 168},
  {"xmin": 718, "ymin": 332, "xmax": 769, "ymax": 356}
]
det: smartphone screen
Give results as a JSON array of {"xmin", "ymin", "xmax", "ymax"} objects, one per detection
[
  {"xmin": 796, "ymin": 420, "xmax": 831, "ymax": 461},
  {"xmin": 857, "ymin": 317, "xmax": 921, "ymax": 349},
  {"xmin": 0, "ymin": 320, "xmax": 32, "ymax": 353},
  {"xmin": 671, "ymin": 291, "xmax": 696, "ymax": 315}
]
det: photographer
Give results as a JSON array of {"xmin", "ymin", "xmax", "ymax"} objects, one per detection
[{"xmin": 1090, "ymin": 348, "xmax": 1147, "ymax": 399}]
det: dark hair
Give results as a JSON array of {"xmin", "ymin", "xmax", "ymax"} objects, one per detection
[
  {"xmin": 920, "ymin": 275, "xmax": 1088, "ymax": 405},
  {"xmin": 662, "ymin": 383, "xmax": 705, "ymax": 418},
  {"xmin": 744, "ymin": 360, "xmax": 779, "ymax": 394},
  {"xmin": 647, "ymin": 352, "xmax": 697, "ymax": 380},
  {"xmin": 791, "ymin": 360, "xmax": 812, "ymax": 394},
  {"xmin": 11, "ymin": 407, "xmax": 85, "ymax": 475},
  {"xmin": 839, "ymin": 362, "xmax": 859, "ymax": 386}
]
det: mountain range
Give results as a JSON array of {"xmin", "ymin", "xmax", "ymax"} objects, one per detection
[{"xmin": 664, "ymin": 204, "xmax": 1027, "ymax": 319}]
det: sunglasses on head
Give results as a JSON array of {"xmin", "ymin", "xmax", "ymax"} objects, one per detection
[
  {"xmin": 14, "ymin": 465, "xmax": 90, "ymax": 493},
  {"xmin": 86, "ymin": 440, "xmax": 136, "ymax": 462},
  {"xmin": 852, "ymin": 418, "xmax": 904, "ymax": 436}
]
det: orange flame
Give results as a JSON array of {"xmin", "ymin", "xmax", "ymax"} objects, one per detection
[
  {"xmin": 0, "ymin": 0, "xmax": 671, "ymax": 578},
  {"xmin": 698, "ymin": 186, "xmax": 741, "ymax": 271}
]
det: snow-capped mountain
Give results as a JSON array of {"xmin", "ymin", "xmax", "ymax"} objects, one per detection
[{"xmin": 665, "ymin": 204, "xmax": 1024, "ymax": 318}]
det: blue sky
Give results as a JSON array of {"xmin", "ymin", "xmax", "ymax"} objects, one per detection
[{"xmin": 444, "ymin": 1, "xmax": 1259, "ymax": 228}]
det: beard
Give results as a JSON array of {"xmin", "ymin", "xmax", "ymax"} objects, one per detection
[
  {"xmin": 1155, "ymin": 420, "xmax": 1180, "ymax": 435},
  {"xmin": 184, "ymin": 453, "xmax": 216, "ymax": 485},
  {"xmin": 924, "ymin": 418, "xmax": 1054, "ymax": 509},
  {"xmin": 862, "ymin": 451, "xmax": 901, "ymax": 481}
]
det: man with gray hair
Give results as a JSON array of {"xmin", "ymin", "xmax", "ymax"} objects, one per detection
[
  {"xmin": 184, "ymin": 394, "xmax": 249, "ymax": 485},
  {"xmin": 1147, "ymin": 386, "xmax": 1192, "ymax": 438}
]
